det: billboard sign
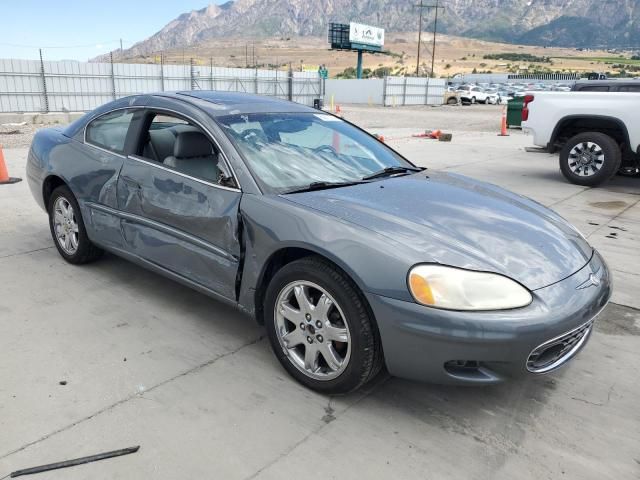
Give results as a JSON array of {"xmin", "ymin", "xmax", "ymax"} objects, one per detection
[{"xmin": 349, "ymin": 22, "xmax": 384, "ymax": 48}]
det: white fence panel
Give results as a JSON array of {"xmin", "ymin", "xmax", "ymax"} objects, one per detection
[
  {"xmin": 0, "ymin": 57, "xmax": 323, "ymax": 112},
  {"xmin": 0, "ymin": 59, "xmax": 44, "ymax": 113},
  {"xmin": 324, "ymin": 79, "xmax": 384, "ymax": 105},
  {"xmin": 383, "ymin": 76, "xmax": 446, "ymax": 106}
]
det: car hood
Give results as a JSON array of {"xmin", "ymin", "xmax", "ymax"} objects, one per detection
[{"xmin": 283, "ymin": 171, "xmax": 592, "ymax": 291}]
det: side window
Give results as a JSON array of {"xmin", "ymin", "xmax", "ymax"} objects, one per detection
[
  {"xmin": 137, "ymin": 112, "xmax": 235, "ymax": 187},
  {"xmin": 577, "ymin": 86, "xmax": 610, "ymax": 92},
  {"xmin": 617, "ymin": 85, "xmax": 640, "ymax": 92},
  {"xmin": 85, "ymin": 110, "xmax": 134, "ymax": 154}
]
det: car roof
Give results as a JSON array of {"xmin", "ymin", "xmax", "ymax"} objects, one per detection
[
  {"xmin": 573, "ymin": 80, "xmax": 640, "ymax": 87},
  {"xmin": 151, "ymin": 91, "xmax": 318, "ymax": 117}
]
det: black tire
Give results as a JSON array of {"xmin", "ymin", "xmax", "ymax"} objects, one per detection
[
  {"xmin": 48, "ymin": 185, "xmax": 103, "ymax": 264},
  {"xmin": 264, "ymin": 256, "xmax": 383, "ymax": 394},
  {"xmin": 447, "ymin": 97, "xmax": 458, "ymax": 105},
  {"xmin": 559, "ymin": 132, "xmax": 621, "ymax": 187},
  {"xmin": 471, "ymin": 96, "xmax": 476, "ymax": 104}
]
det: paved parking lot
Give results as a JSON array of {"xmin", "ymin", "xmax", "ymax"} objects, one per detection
[{"xmin": 1, "ymin": 105, "xmax": 639, "ymax": 479}]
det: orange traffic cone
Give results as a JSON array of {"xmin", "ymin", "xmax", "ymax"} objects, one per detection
[
  {"xmin": 0, "ymin": 145, "xmax": 22, "ymax": 185},
  {"xmin": 335, "ymin": 104, "xmax": 341, "ymax": 116},
  {"xmin": 498, "ymin": 107, "xmax": 509, "ymax": 137}
]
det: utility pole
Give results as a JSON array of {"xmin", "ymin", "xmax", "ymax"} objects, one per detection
[
  {"xmin": 120, "ymin": 38, "xmax": 123, "ymax": 58},
  {"xmin": 415, "ymin": 0, "xmax": 444, "ymax": 77}
]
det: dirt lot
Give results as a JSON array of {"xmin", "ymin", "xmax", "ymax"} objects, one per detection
[{"xmin": 1, "ymin": 105, "xmax": 639, "ymax": 479}]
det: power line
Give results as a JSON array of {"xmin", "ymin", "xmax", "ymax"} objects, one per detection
[
  {"xmin": 0, "ymin": 39, "xmax": 131, "ymax": 49},
  {"xmin": 415, "ymin": 0, "xmax": 444, "ymax": 76}
]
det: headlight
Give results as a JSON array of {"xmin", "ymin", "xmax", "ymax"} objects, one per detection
[{"xmin": 408, "ymin": 265, "xmax": 532, "ymax": 311}]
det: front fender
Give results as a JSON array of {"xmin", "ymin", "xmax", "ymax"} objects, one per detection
[{"xmin": 237, "ymin": 193, "xmax": 419, "ymax": 317}]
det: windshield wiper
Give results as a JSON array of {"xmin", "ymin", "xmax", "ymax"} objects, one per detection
[
  {"xmin": 283, "ymin": 180, "xmax": 365, "ymax": 194},
  {"xmin": 362, "ymin": 166, "xmax": 423, "ymax": 181}
]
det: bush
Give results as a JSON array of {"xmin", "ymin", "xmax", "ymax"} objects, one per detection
[{"xmin": 483, "ymin": 53, "xmax": 551, "ymax": 63}]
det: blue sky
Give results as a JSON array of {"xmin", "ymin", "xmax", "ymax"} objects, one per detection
[{"xmin": 1, "ymin": 0, "xmax": 222, "ymax": 61}]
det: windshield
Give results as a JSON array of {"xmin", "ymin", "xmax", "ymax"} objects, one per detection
[{"xmin": 216, "ymin": 112, "xmax": 413, "ymax": 194}]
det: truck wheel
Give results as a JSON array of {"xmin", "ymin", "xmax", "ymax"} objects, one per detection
[{"xmin": 559, "ymin": 132, "xmax": 621, "ymax": 187}]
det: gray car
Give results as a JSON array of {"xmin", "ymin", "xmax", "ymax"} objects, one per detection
[{"xmin": 26, "ymin": 92, "xmax": 612, "ymax": 393}]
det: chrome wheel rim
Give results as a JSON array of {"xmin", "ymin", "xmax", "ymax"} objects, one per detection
[
  {"xmin": 568, "ymin": 142, "xmax": 605, "ymax": 177},
  {"xmin": 53, "ymin": 197, "xmax": 79, "ymax": 255},
  {"xmin": 274, "ymin": 281, "xmax": 351, "ymax": 381}
]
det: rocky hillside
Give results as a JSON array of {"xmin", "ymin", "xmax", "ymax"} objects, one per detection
[{"xmin": 106, "ymin": 0, "xmax": 640, "ymax": 59}]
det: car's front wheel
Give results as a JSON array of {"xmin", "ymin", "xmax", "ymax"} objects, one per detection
[
  {"xmin": 264, "ymin": 256, "xmax": 383, "ymax": 394},
  {"xmin": 559, "ymin": 132, "xmax": 621, "ymax": 186},
  {"xmin": 48, "ymin": 185, "xmax": 103, "ymax": 264}
]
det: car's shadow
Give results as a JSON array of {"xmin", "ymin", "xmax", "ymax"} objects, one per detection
[{"xmin": 82, "ymin": 251, "xmax": 563, "ymax": 432}]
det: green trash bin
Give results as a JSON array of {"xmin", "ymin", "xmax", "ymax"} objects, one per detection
[{"xmin": 507, "ymin": 97, "xmax": 524, "ymax": 128}]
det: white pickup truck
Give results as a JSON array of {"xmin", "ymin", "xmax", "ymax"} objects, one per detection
[{"xmin": 521, "ymin": 92, "xmax": 640, "ymax": 186}]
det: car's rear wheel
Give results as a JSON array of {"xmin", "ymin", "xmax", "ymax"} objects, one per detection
[
  {"xmin": 471, "ymin": 96, "xmax": 476, "ymax": 104},
  {"xmin": 264, "ymin": 256, "xmax": 383, "ymax": 394},
  {"xmin": 559, "ymin": 132, "xmax": 621, "ymax": 187},
  {"xmin": 48, "ymin": 185, "xmax": 103, "ymax": 264}
]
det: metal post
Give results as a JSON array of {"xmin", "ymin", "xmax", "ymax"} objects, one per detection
[
  {"xmin": 160, "ymin": 54, "xmax": 165, "ymax": 91},
  {"xmin": 190, "ymin": 58, "xmax": 195, "ymax": 90},
  {"xmin": 210, "ymin": 57, "xmax": 214, "ymax": 90},
  {"xmin": 424, "ymin": 77, "xmax": 430, "ymax": 105},
  {"xmin": 255, "ymin": 66, "xmax": 259, "ymax": 95},
  {"xmin": 402, "ymin": 76, "xmax": 408, "ymax": 106},
  {"xmin": 288, "ymin": 63, "xmax": 293, "ymax": 101},
  {"xmin": 356, "ymin": 50, "xmax": 363, "ymax": 79},
  {"xmin": 109, "ymin": 51, "xmax": 116, "ymax": 100},
  {"xmin": 38, "ymin": 49, "xmax": 49, "ymax": 113},
  {"xmin": 382, "ymin": 76, "xmax": 388, "ymax": 107}
]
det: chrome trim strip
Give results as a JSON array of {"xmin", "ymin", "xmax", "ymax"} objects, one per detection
[
  {"xmin": 127, "ymin": 155, "xmax": 241, "ymax": 192},
  {"xmin": 144, "ymin": 106, "xmax": 241, "ymax": 189},
  {"xmin": 526, "ymin": 302, "xmax": 607, "ymax": 374},
  {"xmin": 82, "ymin": 106, "xmax": 143, "ymax": 157},
  {"xmin": 84, "ymin": 141, "xmax": 127, "ymax": 159},
  {"xmin": 86, "ymin": 202, "xmax": 238, "ymax": 263},
  {"xmin": 82, "ymin": 104, "xmax": 241, "ymax": 191}
]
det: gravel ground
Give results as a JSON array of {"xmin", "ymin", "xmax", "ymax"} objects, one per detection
[{"xmin": 0, "ymin": 123, "xmax": 61, "ymax": 149}]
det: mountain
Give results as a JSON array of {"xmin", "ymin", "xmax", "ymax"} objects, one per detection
[{"xmin": 105, "ymin": 0, "xmax": 640, "ymax": 59}]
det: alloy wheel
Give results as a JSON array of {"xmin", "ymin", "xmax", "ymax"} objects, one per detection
[
  {"xmin": 274, "ymin": 281, "xmax": 351, "ymax": 381},
  {"xmin": 53, "ymin": 197, "xmax": 79, "ymax": 255},
  {"xmin": 568, "ymin": 142, "xmax": 605, "ymax": 177}
]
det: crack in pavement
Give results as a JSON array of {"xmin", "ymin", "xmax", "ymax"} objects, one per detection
[
  {"xmin": 0, "ymin": 334, "xmax": 266, "ymax": 462},
  {"xmin": 0, "ymin": 246, "xmax": 54, "ymax": 260},
  {"xmin": 243, "ymin": 374, "xmax": 390, "ymax": 480}
]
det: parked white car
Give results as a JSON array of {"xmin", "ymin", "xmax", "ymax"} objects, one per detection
[
  {"xmin": 456, "ymin": 86, "xmax": 490, "ymax": 104},
  {"xmin": 522, "ymin": 91, "xmax": 640, "ymax": 186}
]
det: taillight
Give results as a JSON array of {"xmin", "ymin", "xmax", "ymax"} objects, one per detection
[{"xmin": 522, "ymin": 94, "xmax": 535, "ymax": 122}]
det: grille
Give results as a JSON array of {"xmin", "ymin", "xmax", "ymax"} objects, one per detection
[{"xmin": 527, "ymin": 320, "xmax": 593, "ymax": 373}]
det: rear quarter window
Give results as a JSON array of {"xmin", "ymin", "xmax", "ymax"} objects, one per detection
[
  {"xmin": 85, "ymin": 109, "xmax": 134, "ymax": 154},
  {"xmin": 617, "ymin": 85, "xmax": 640, "ymax": 92},
  {"xmin": 576, "ymin": 85, "xmax": 610, "ymax": 92}
]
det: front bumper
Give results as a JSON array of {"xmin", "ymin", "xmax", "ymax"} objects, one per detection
[{"xmin": 366, "ymin": 251, "xmax": 611, "ymax": 385}]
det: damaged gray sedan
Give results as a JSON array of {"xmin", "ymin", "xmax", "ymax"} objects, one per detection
[{"xmin": 27, "ymin": 92, "xmax": 611, "ymax": 393}]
